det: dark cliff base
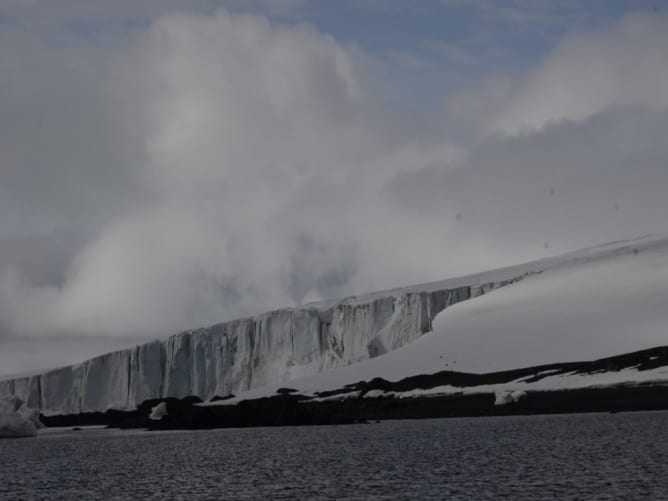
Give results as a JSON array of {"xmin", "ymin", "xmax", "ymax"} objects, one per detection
[
  {"xmin": 40, "ymin": 385, "xmax": 668, "ymax": 431},
  {"xmin": 40, "ymin": 346, "xmax": 668, "ymax": 430}
]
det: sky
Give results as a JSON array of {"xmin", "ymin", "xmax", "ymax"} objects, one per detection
[{"xmin": 1, "ymin": 0, "xmax": 668, "ymax": 375}]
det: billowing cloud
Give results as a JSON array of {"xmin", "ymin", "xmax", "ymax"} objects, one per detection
[
  {"xmin": 0, "ymin": 9, "xmax": 459, "ymax": 342},
  {"xmin": 403, "ymin": 12, "xmax": 668, "ymax": 264},
  {"xmin": 490, "ymin": 13, "xmax": 668, "ymax": 134}
]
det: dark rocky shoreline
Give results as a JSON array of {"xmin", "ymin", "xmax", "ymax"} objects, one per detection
[
  {"xmin": 40, "ymin": 346, "xmax": 668, "ymax": 430},
  {"xmin": 40, "ymin": 384, "xmax": 668, "ymax": 431}
]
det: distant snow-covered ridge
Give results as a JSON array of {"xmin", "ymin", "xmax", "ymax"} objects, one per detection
[{"xmin": 1, "ymin": 234, "xmax": 667, "ymax": 416}]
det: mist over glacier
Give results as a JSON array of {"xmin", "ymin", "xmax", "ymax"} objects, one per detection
[{"xmin": 1, "ymin": 5, "xmax": 668, "ymax": 373}]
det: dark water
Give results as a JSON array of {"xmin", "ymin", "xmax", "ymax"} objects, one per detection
[{"xmin": 2, "ymin": 412, "xmax": 668, "ymax": 500}]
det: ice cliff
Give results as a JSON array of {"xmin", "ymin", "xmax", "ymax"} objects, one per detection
[
  {"xmin": 2, "ymin": 234, "xmax": 663, "ymax": 416},
  {"xmin": 0, "ymin": 274, "xmax": 529, "ymax": 415}
]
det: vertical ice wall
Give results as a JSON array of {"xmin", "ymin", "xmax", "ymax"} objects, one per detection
[{"xmin": 0, "ymin": 276, "xmax": 527, "ymax": 415}]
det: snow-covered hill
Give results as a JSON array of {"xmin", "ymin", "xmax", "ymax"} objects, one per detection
[{"xmin": 2, "ymin": 234, "xmax": 668, "ymax": 415}]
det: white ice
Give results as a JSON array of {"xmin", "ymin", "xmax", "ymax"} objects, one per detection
[
  {"xmin": 149, "ymin": 401, "xmax": 168, "ymax": 421},
  {"xmin": 0, "ymin": 396, "xmax": 43, "ymax": 438},
  {"xmin": 494, "ymin": 390, "xmax": 527, "ymax": 406}
]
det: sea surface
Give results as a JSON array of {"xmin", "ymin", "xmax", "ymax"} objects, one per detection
[{"xmin": 2, "ymin": 412, "xmax": 668, "ymax": 500}]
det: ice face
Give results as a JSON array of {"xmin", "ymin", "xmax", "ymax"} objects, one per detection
[
  {"xmin": 1, "ymin": 235, "xmax": 664, "ymax": 416},
  {"xmin": 0, "ymin": 284, "xmax": 477, "ymax": 415},
  {"xmin": 0, "ymin": 396, "xmax": 42, "ymax": 438},
  {"xmin": 494, "ymin": 390, "xmax": 527, "ymax": 406},
  {"xmin": 149, "ymin": 401, "xmax": 168, "ymax": 421}
]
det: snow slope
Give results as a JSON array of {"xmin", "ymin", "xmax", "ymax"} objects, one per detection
[
  {"xmin": 428, "ymin": 246, "xmax": 668, "ymax": 373},
  {"xmin": 213, "ymin": 234, "xmax": 668, "ymax": 402}
]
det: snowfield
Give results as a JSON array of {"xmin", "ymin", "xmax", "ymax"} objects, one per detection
[{"xmin": 429, "ymin": 247, "xmax": 668, "ymax": 373}]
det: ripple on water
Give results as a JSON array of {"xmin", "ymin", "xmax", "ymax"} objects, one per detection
[{"xmin": 1, "ymin": 412, "xmax": 668, "ymax": 500}]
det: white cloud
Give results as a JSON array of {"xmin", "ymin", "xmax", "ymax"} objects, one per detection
[
  {"xmin": 0, "ymin": 8, "xmax": 461, "ymax": 342},
  {"xmin": 489, "ymin": 13, "xmax": 668, "ymax": 134}
]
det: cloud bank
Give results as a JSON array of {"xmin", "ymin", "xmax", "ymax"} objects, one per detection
[
  {"xmin": 489, "ymin": 13, "xmax": 668, "ymax": 134},
  {"xmin": 1, "ymin": 8, "xmax": 668, "ymax": 372},
  {"xmin": 0, "ymin": 9, "xmax": 460, "ymax": 340}
]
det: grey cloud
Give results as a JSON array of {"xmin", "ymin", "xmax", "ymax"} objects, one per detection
[
  {"xmin": 490, "ymin": 12, "xmax": 668, "ymax": 134},
  {"xmin": 0, "ymin": 23, "xmax": 147, "ymax": 235},
  {"xmin": 281, "ymin": 233, "xmax": 358, "ymax": 305},
  {"xmin": 388, "ymin": 105, "xmax": 668, "ymax": 267},
  {"xmin": 0, "ymin": 8, "xmax": 400, "ymax": 341}
]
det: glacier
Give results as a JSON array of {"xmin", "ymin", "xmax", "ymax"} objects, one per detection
[
  {"xmin": 0, "ymin": 274, "xmax": 530, "ymax": 416},
  {"xmin": 0, "ymin": 283, "xmax": 479, "ymax": 415},
  {"xmin": 208, "ymin": 234, "xmax": 668, "ymax": 404},
  {"xmin": 1, "ymin": 234, "xmax": 666, "ymax": 416}
]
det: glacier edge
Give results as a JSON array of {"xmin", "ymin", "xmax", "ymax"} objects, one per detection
[
  {"xmin": 2, "ymin": 234, "xmax": 665, "ymax": 416},
  {"xmin": 0, "ymin": 274, "xmax": 532, "ymax": 416}
]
